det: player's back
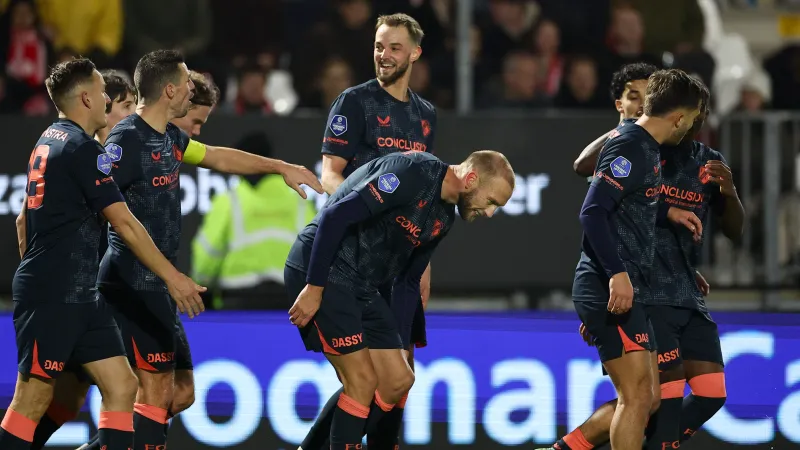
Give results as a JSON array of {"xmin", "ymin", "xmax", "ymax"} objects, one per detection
[
  {"xmin": 322, "ymin": 79, "xmax": 437, "ymax": 177},
  {"xmin": 13, "ymin": 119, "xmax": 117, "ymax": 303},
  {"xmin": 575, "ymin": 122, "xmax": 662, "ymax": 301},
  {"xmin": 288, "ymin": 151, "xmax": 455, "ymax": 292},
  {"xmin": 650, "ymin": 140, "xmax": 726, "ymax": 309},
  {"xmin": 98, "ymin": 113, "xmax": 189, "ymax": 293}
]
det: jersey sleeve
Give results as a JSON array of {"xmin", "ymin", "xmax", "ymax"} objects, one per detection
[
  {"xmin": 352, "ymin": 159, "xmax": 428, "ymax": 215},
  {"xmin": 709, "ymin": 152, "xmax": 728, "ymax": 214},
  {"xmin": 70, "ymin": 141, "xmax": 125, "ymax": 213},
  {"xmin": 103, "ymin": 130, "xmax": 143, "ymax": 190},
  {"xmin": 589, "ymin": 137, "xmax": 648, "ymax": 205},
  {"xmin": 425, "ymin": 109, "xmax": 437, "ymax": 154},
  {"xmin": 321, "ymin": 91, "xmax": 364, "ymax": 160}
]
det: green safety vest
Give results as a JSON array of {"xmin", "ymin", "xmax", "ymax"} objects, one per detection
[{"xmin": 191, "ymin": 175, "xmax": 316, "ymax": 308}]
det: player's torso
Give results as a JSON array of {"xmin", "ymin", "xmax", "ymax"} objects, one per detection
[
  {"xmin": 334, "ymin": 157, "xmax": 453, "ymax": 291},
  {"xmin": 101, "ymin": 116, "xmax": 185, "ymax": 291},
  {"xmin": 609, "ymin": 127, "xmax": 662, "ymax": 294},
  {"xmin": 14, "ymin": 121, "xmax": 104, "ymax": 303},
  {"xmin": 341, "ymin": 82, "xmax": 435, "ymax": 176},
  {"xmin": 650, "ymin": 141, "xmax": 721, "ymax": 308}
]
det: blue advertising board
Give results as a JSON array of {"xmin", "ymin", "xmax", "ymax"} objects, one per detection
[{"xmin": 0, "ymin": 311, "xmax": 797, "ymax": 449}]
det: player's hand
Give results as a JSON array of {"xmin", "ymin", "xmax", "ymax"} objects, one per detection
[
  {"xmin": 279, "ymin": 162, "xmax": 324, "ymax": 199},
  {"xmin": 667, "ymin": 207, "xmax": 703, "ymax": 243},
  {"xmin": 695, "ymin": 270, "xmax": 710, "ymax": 296},
  {"xmin": 705, "ymin": 160, "xmax": 737, "ymax": 197},
  {"xmin": 608, "ymin": 272, "xmax": 634, "ymax": 314},
  {"xmin": 579, "ymin": 323, "xmax": 594, "ymax": 346},
  {"xmin": 166, "ymin": 273, "xmax": 207, "ymax": 319},
  {"xmin": 289, "ymin": 284, "xmax": 323, "ymax": 328}
]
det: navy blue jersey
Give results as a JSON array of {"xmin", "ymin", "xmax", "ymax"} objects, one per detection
[
  {"xmin": 321, "ymin": 79, "xmax": 437, "ymax": 177},
  {"xmin": 97, "ymin": 114, "xmax": 190, "ymax": 293},
  {"xmin": 574, "ymin": 122, "xmax": 662, "ymax": 302},
  {"xmin": 649, "ymin": 141, "xmax": 726, "ymax": 311},
  {"xmin": 13, "ymin": 119, "xmax": 124, "ymax": 304},
  {"xmin": 287, "ymin": 152, "xmax": 455, "ymax": 295}
]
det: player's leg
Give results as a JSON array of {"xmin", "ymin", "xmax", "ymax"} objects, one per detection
[
  {"xmin": 678, "ymin": 311, "xmax": 726, "ymax": 442},
  {"xmin": 76, "ymin": 299, "xmax": 139, "ymax": 450},
  {"xmin": 642, "ymin": 306, "xmax": 686, "ymax": 450},
  {"xmin": 168, "ymin": 319, "xmax": 195, "ymax": 420},
  {"xmin": 367, "ymin": 297, "xmax": 425, "ymax": 450},
  {"xmin": 29, "ymin": 370, "xmax": 91, "ymax": 450},
  {"xmin": 102, "ymin": 287, "xmax": 178, "ymax": 450},
  {"xmin": 0, "ymin": 302, "xmax": 83, "ymax": 450},
  {"xmin": 287, "ymin": 267, "xmax": 375, "ymax": 450},
  {"xmin": 577, "ymin": 301, "xmax": 657, "ymax": 450}
]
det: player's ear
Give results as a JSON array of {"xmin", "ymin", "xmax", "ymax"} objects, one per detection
[
  {"xmin": 80, "ymin": 90, "xmax": 91, "ymax": 109},
  {"xmin": 165, "ymin": 83, "xmax": 175, "ymax": 100},
  {"xmin": 615, "ymin": 99, "xmax": 624, "ymax": 114},
  {"xmin": 411, "ymin": 46, "xmax": 422, "ymax": 63},
  {"xmin": 465, "ymin": 170, "xmax": 479, "ymax": 190}
]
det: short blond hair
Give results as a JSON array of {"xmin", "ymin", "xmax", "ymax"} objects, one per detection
[
  {"xmin": 465, "ymin": 150, "xmax": 515, "ymax": 189},
  {"xmin": 376, "ymin": 13, "xmax": 425, "ymax": 45}
]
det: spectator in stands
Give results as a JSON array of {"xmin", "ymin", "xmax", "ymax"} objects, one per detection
[
  {"xmin": 554, "ymin": 55, "xmax": 608, "ymax": 109},
  {"xmin": 224, "ymin": 63, "xmax": 272, "ymax": 116},
  {"xmin": 763, "ymin": 44, "xmax": 800, "ymax": 111},
  {"xmin": 528, "ymin": 18, "xmax": 564, "ymax": 98},
  {"xmin": 605, "ymin": 4, "xmax": 661, "ymax": 71},
  {"xmin": 404, "ymin": 0, "xmax": 454, "ymax": 57},
  {"xmin": 123, "ymin": 0, "xmax": 212, "ymax": 72},
  {"xmin": 36, "ymin": 0, "xmax": 122, "ymax": 68},
  {"xmin": 292, "ymin": 0, "xmax": 375, "ymax": 107},
  {"xmin": 304, "ymin": 57, "xmax": 354, "ymax": 109},
  {"xmin": 208, "ymin": 0, "xmax": 285, "ymax": 102},
  {"xmin": 612, "ymin": 0, "xmax": 704, "ymax": 57},
  {"xmin": 736, "ymin": 69, "xmax": 771, "ymax": 112},
  {"xmin": 535, "ymin": 0, "xmax": 611, "ymax": 55},
  {"xmin": 479, "ymin": 0, "xmax": 540, "ymax": 77},
  {"xmin": 409, "ymin": 57, "xmax": 434, "ymax": 99},
  {"xmin": 1, "ymin": 0, "xmax": 50, "ymax": 115},
  {"xmin": 477, "ymin": 49, "xmax": 550, "ymax": 109}
]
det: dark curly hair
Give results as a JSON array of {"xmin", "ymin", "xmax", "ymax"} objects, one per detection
[{"xmin": 609, "ymin": 62, "xmax": 658, "ymax": 101}]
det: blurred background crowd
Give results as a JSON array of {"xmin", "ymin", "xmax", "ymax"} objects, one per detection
[{"xmin": 0, "ymin": 0, "xmax": 794, "ymax": 117}]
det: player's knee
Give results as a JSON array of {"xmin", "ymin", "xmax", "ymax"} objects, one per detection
[
  {"xmin": 618, "ymin": 371, "xmax": 654, "ymax": 412},
  {"xmin": 104, "ymin": 371, "xmax": 138, "ymax": 409},
  {"xmin": 384, "ymin": 369, "xmax": 414, "ymax": 403},
  {"xmin": 342, "ymin": 365, "xmax": 379, "ymax": 399},
  {"xmin": 11, "ymin": 381, "xmax": 54, "ymax": 418}
]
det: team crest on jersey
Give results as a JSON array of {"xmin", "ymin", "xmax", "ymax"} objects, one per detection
[
  {"xmin": 97, "ymin": 153, "xmax": 113, "ymax": 175},
  {"xmin": 608, "ymin": 129, "xmax": 621, "ymax": 139},
  {"xmin": 698, "ymin": 166, "xmax": 711, "ymax": 184},
  {"xmin": 377, "ymin": 173, "xmax": 400, "ymax": 193},
  {"xmin": 610, "ymin": 156, "xmax": 631, "ymax": 178},
  {"xmin": 330, "ymin": 115, "xmax": 348, "ymax": 136},
  {"xmin": 104, "ymin": 143, "xmax": 123, "ymax": 162},
  {"xmin": 421, "ymin": 120, "xmax": 431, "ymax": 137}
]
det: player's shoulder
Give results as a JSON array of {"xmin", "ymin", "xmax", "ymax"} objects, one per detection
[
  {"xmin": 341, "ymin": 79, "xmax": 380, "ymax": 100},
  {"xmin": 691, "ymin": 140, "xmax": 725, "ymax": 163},
  {"xmin": 165, "ymin": 122, "xmax": 189, "ymax": 141},
  {"xmin": 387, "ymin": 151, "xmax": 443, "ymax": 177},
  {"xmin": 105, "ymin": 114, "xmax": 140, "ymax": 142},
  {"xmin": 410, "ymin": 90, "xmax": 436, "ymax": 116},
  {"xmin": 39, "ymin": 120, "xmax": 95, "ymax": 156}
]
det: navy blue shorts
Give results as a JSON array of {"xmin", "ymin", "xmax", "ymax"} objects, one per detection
[
  {"xmin": 574, "ymin": 301, "xmax": 657, "ymax": 363},
  {"xmin": 285, "ymin": 266, "xmax": 403, "ymax": 355},
  {"xmin": 645, "ymin": 305, "xmax": 724, "ymax": 372}
]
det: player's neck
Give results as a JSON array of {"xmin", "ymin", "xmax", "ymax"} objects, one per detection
[
  {"xmin": 95, "ymin": 127, "xmax": 109, "ymax": 145},
  {"xmin": 378, "ymin": 78, "xmax": 410, "ymax": 102},
  {"xmin": 136, "ymin": 103, "xmax": 170, "ymax": 134},
  {"xmin": 635, "ymin": 115, "xmax": 672, "ymax": 145},
  {"xmin": 59, "ymin": 112, "xmax": 95, "ymax": 137},
  {"xmin": 440, "ymin": 165, "xmax": 462, "ymax": 204}
]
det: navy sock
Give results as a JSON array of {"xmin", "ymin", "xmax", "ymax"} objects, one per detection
[
  {"xmin": 367, "ymin": 406, "xmax": 404, "ymax": 449},
  {"xmin": 301, "ymin": 387, "xmax": 342, "ymax": 449},
  {"xmin": 329, "ymin": 394, "xmax": 368, "ymax": 450},
  {"xmin": 645, "ymin": 397, "xmax": 682, "ymax": 450},
  {"xmin": 680, "ymin": 395, "xmax": 726, "ymax": 442}
]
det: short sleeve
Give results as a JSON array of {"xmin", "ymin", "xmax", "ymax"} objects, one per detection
[
  {"xmin": 321, "ymin": 91, "xmax": 365, "ymax": 160},
  {"xmin": 353, "ymin": 159, "xmax": 427, "ymax": 215},
  {"xmin": 171, "ymin": 125, "xmax": 190, "ymax": 151},
  {"xmin": 103, "ymin": 130, "xmax": 143, "ymax": 190},
  {"xmin": 709, "ymin": 151, "xmax": 729, "ymax": 213},
  {"xmin": 70, "ymin": 141, "xmax": 125, "ymax": 213},
  {"xmin": 425, "ymin": 110, "xmax": 437, "ymax": 154},
  {"xmin": 589, "ymin": 137, "xmax": 647, "ymax": 205}
]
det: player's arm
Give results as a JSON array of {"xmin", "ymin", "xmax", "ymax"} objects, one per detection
[
  {"xmin": 707, "ymin": 156, "xmax": 744, "ymax": 241},
  {"xmin": 15, "ymin": 197, "xmax": 26, "ymax": 258},
  {"xmin": 574, "ymin": 130, "xmax": 613, "ymax": 177},
  {"xmin": 184, "ymin": 139, "xmax": 322, "ymax": 198},
  {"xmin": 72, "ymin": 142, "xmax": 206, "ymax": 317},
  {"xmin": 320, "ymin": 155, "xmax": 348, "ymax": 195},
  {"xmin": 320, "ymin": 91, "xmax": 365, "ymax": 194},
  {"xmin": 392, "ymin": 239, "xmax": 440, "ymax": 346}
]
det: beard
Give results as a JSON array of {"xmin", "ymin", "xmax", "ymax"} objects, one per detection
[
  {"xmin": 456, "ymin": 189, "xmax": 479, "ymax": 221},
  {"xmin": 375, "ymin": 57, "xmax": 411, "ymax": 86}
]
